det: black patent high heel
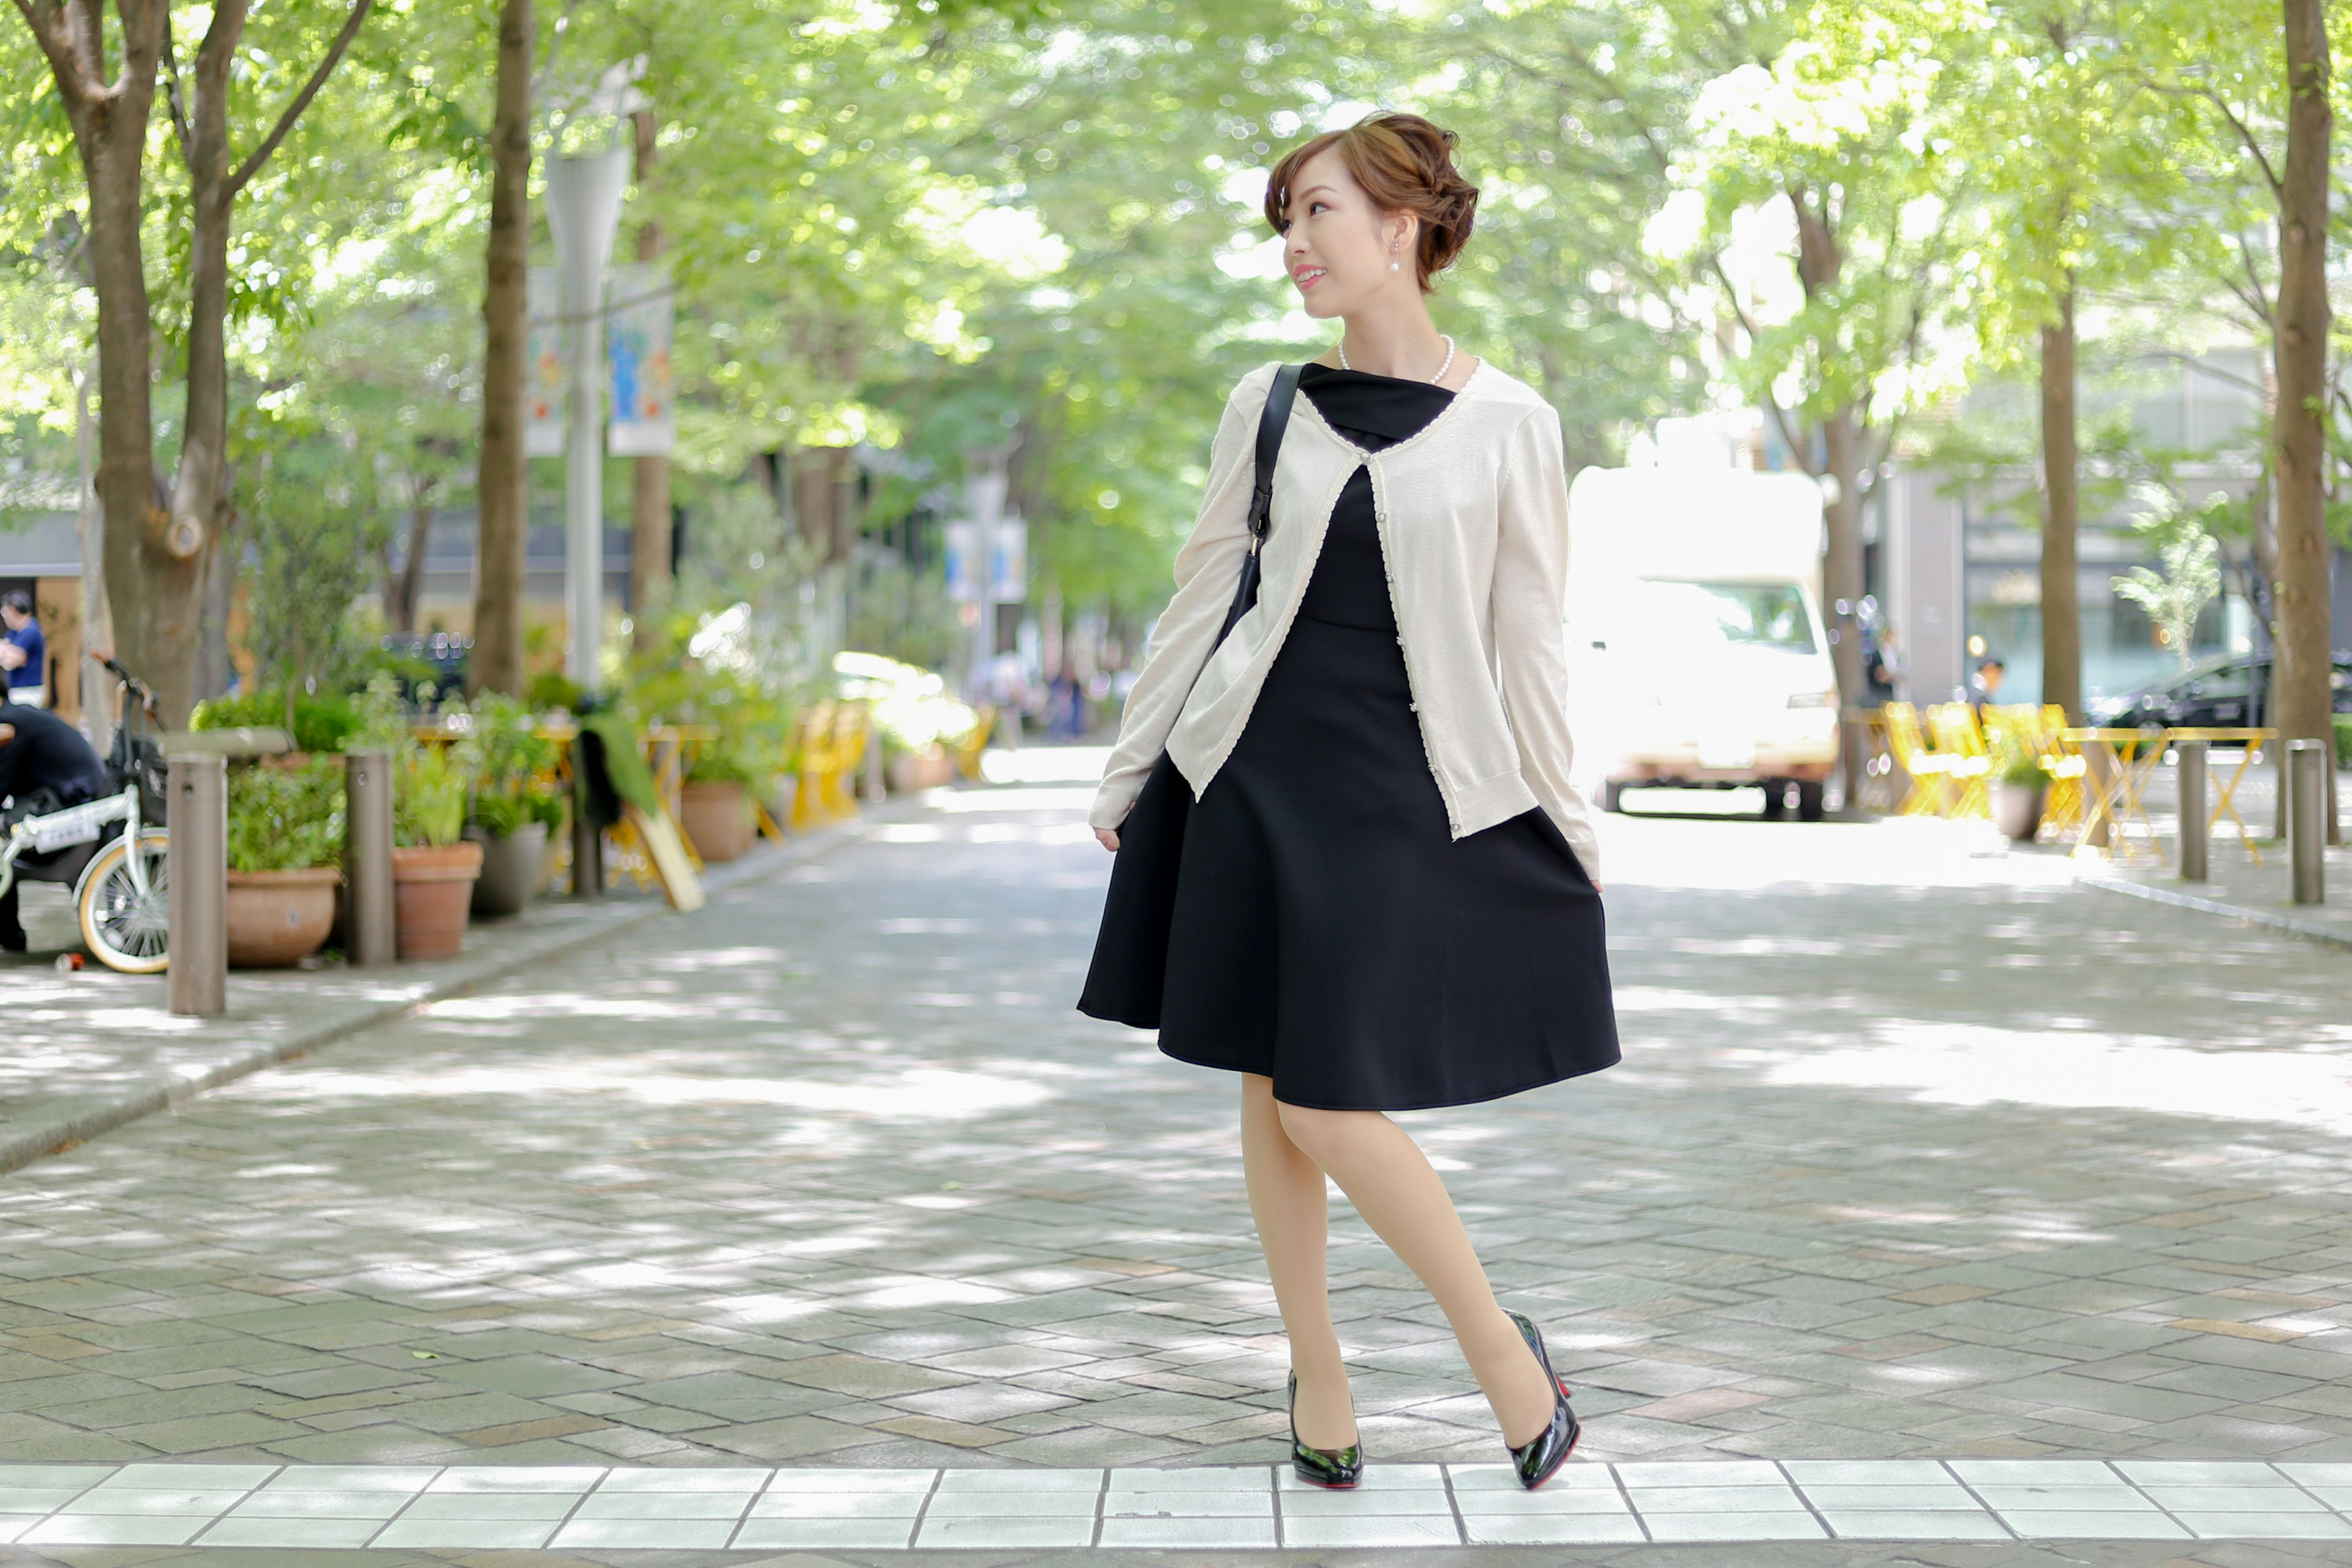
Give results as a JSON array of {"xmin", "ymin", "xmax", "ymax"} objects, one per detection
[
  {"xmin": 1287, "ymin": 1370, "xmax": 1362, "ymax": 1489},
  {"xmin": 1503, "ymin": 1310, "xmax": 1580, "ymax": 1491}
]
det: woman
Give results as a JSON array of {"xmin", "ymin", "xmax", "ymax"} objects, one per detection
[{"xmin": 1079, "ymin": 112, "xmax": 1618, "ymax": 1493}]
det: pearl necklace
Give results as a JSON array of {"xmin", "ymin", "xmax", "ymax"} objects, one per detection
[{"xmin": 1340, "ymin": 334, "xmax": 1455, "ymax": 384}]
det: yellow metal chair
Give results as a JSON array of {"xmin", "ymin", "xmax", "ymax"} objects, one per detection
[
  {"xmin": 1925, "ymin": 703, "xmax": 1994, "ymax": 818},
  {"xmin": 789, "ymin": 702, "xmax": 837, "ymax": 832},
  {"xmin": 951, "ymin": 703, "xmax": 998, "ymax": 783},
  {"xmin": 1881, "ymin": 703, "xmax": 1955, "ymax": 816}
]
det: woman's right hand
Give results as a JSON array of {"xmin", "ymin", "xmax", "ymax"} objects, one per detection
[{"xmin": 1095, "ymin": 827, "xmax": 1120, "ymax": 852}]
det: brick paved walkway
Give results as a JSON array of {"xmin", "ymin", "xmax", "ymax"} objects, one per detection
[{"xmin": 2, "ymin": 763, "xmax": 2350, "ymax": 1562}]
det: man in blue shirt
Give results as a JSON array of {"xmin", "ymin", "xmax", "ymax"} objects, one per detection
[{"xmin": 0, "ymin": 591, "xmax": 45, "ymax": 708}]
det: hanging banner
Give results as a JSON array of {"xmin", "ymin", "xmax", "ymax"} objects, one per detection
[
  {"xmin": 944, "ymin": 520, "xmax": 980, "ymax": 603},
  {"xmin": 990, "ymin": 512, "xmax": 1027, "ymax": 603},
  {"xmin": 606, "ymin": 263, "xmax": 674, "ymax": 457},
  {"xmin": 524, "ymin": 266, "xmax": 566, "ymax": 457}
]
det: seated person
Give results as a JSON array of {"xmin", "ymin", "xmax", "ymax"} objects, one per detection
[{"xmin": 0, "ymin": 704, "xmax": 112, "ymax": 952}]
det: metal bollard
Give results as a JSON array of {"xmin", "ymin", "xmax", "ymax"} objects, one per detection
[
  {"xmin": 571, "ymin": 766, "xmax": 603, "ymax": 900},
  {"xmin": 863, "ymin": 723, "xmax": 886, "ymax": 804},
  {"xmin": 2176, "ymin": 738, "xmax": 2208, "ymax": 883},
  {"xmin": 2289, "ymin": 738, "xmax": 2326, "ymax": 905},
  {"xmin": 168, "ymin": 752, "xmax": 227, "ymax": 1016},
  {"xmin": 345, "ymin": 747, "xmax": 396, "ymax": 965}
]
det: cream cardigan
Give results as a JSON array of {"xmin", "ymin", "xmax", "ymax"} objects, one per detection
[{"xmin": 1089, "ymin": 358, "xmax": 1600, "ymax": 881}]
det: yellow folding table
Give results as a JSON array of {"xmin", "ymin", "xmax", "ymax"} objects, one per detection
[
  {"xmin": 2163, "ymin": 727, "xmax": 2276, "ymax": 865},
  {"xmin": 2064, "ymin": 728, "xmax": 2171, "ymax": 863}
]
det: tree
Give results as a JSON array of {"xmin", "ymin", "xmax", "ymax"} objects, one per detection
[
  {"xmin": 2272, "ymin": 0, "xmax": 2332, "ymax": 821},
  {"xmin": 467, "ymin": 0, "xmax": 532, "ymax": 697},
  {"xmin": 1956, "ymin": 0, "xmax": 2182, "ymax": 723},
  {"xmin": 2138, "ymin": 0, "xmax": 2339, "ymax": 830},
  {"xmin": 1670, "ymin": 0, "xmax": 1976, "ymax": 794},
  {"xmin": 12, "ymin": 0, "xmax": 375, "ymax": 723}
]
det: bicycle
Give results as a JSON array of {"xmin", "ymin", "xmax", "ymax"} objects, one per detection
[{"xmin": 0, "ymin": 658, "xmax": 172, "ymax": 973}]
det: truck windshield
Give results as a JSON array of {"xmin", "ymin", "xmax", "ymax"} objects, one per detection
[{"xmin": 1637, "ymin": 580, "xmax": 1816, "ymax": 654}]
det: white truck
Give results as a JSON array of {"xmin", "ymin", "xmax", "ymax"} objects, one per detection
[{"xmin": 1564, "ymin": 467, "xmax": 1841, "ymax": 821}]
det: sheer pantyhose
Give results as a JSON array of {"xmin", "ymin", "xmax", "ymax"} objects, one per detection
[{"xmin": 1238, "ymin": 1073, "xmax": 1555, "ymax": 1450}]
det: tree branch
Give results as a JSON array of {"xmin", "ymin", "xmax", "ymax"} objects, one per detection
[
  {"xmin": 13, "ymin": 0, "xmax": 95, "ymax": 102},
  {"xmin": 160, "ymin": 6, "xmax": 192, "ymax": 154},
  {"xmin": 225, "ymin": 0, "xmax": 376, "ymax": 195},
  {"xmin": 2141, "ymin": 75, "xmax": 2282, "ymax": 198}
]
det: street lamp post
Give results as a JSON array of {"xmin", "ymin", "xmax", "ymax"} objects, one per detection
[
  {"xmin": 544, "ymin": 146, "xmax": 631, "ymax": 692},
  {"xmin": 965, "ymin": 451, "xmax": 1011, "ymax": 689}
]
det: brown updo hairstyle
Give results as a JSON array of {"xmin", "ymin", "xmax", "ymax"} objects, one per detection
[{"xmin": 1262, "ymin": 112, "xmax": 1480, "ymax": 294}]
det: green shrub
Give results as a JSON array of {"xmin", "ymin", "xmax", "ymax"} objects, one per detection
[
  {"xmin": 227, "ymin": 761, "xmax": 345, "ymax": 873},
  {"xmin": 395, "ymin": 742, "xmax": 473, "ymax": 847},
  {"xmin": 463, "ymin": 692, "xmax": 564, "ymax": 837},
  {"xmin": 2336, "ymin": 714, "xmax": 2352, "ymax": 771},
  {"xmin": 472, "ymin": 786, "xmax": 565, "ymax": 839},
  {"xmin": 192, "ymin": 690, "xmax": 360, "ymax": 755}
]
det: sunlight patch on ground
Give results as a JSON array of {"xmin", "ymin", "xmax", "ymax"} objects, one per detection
[
  {"xmin": 1769, "ymin": 1020, "xmax": 2352, "ymax": 1133},
  {"xmin": 1612, "ymin": 986, "xmax": 1784, "ymax": 1014},
  {"xmin": 1601, "ymin": 812, "xmax": 2076, "ymax": 891},
  {"xmin": 930, "ymin": 786, "xmax": 1099, "ymax": 814},
  {"xmin": 233, "ymin": 1063, "xmax": 1054, "ymax": 1118},
  {"xmin": 979, "ymin": 746, "xmax": 1112, "ymax": 785},
  {"xmin": 852, "ymin": 1276, "xmax": 1017, "ymax": 1307},
  {"xmin": 426, "ymin": 995, "xmax": 719, "ymax": 1021},
  {"xmin": 872, "ymin": 821, "xmax": 1098, "ymax": 844}
]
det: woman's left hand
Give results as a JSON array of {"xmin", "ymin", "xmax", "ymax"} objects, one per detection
[{"xmin": 1095, "ymin": 828, "xmax": 1120, "ymax": 852}]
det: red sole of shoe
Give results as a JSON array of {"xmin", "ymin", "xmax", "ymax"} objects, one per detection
[{"xmin": 1524, "ymin": 1384, "xmax": 1581, "ymax": 1493}]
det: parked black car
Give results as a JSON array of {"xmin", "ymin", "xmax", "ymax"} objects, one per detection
[{"xmin": 2089, "ymin": 652, "xmax": 2352, "ymax": 729}]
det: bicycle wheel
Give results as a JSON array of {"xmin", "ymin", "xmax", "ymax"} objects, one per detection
[{"xmin": 78, "ymin": 829, "xmax": 170, "ymax": 974}]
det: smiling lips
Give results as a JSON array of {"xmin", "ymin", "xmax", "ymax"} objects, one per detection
[{"xmin": 1294, "ymin": 265, "xmax": 1327, "ymax": 290}]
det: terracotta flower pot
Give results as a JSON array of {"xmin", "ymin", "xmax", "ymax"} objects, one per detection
[
  {"xmin": 391, "ymin": 841, "xmax": 484, "ymax": 961},
  {"xmin": 1991, "ymin": 779, "xmax": 2046, "ymax": 843},
  {"xmin": 466, "ymin": 823, "xmax": 548, "ymax": 918},
  {"xmin": 680, "ymin": 780, "xmax": 754, "ymax": 863},
  {"xmin": 886, "ymin": 746, "xmax": 956, "ymax": 793},
  {"xmin": 225, "ymin": 867, "xmax": 341, "ymax": 968}
]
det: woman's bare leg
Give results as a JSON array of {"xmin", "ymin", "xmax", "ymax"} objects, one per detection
[
  {"xmin": 1275, "ymin": 1101, "xmax": 1556, "ymax": 1446},
  {"xmin": 1240, "ymin": 1074, "xmax": 1356, "ymax": 1448}
]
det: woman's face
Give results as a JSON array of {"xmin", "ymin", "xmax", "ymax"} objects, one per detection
[{"xmin": 1281, "ymin": 148, "xmax": 1413, "ymax": 320}]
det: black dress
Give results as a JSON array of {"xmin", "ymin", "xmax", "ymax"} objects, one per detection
[{"xmin": 1143, "ymin": 364, "xmax": 1619, "ymax": 1112}]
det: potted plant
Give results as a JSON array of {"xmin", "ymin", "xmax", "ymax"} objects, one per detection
[
  {"xmin": 627, "ymin": 617, "xmax": 794, "ymax": 863},
  {"xmin": 1990, "ymin": 742, "xmax": 2048, "ymax": 843},
  {"xmin": 224, "ymin": 760, "xmax": 344, "ymax": 967},
  {"xmin": 354, "ymin": 675, "xmax": 484, "ymax": 960},
  {"xmin": 461, "ymin": 693, "xmax": 564, "ymax": 917},
  {"xmin": 680, "ymin": 744, "xmax": 759, "ymax": 863},
  {"xmin": 393, "ymin": 741, "xmax": 483, "ymax": 958}
]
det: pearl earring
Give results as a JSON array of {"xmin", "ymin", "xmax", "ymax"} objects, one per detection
[{"xmin": 1390, "ymin": 241, "xmax": 1401, "ymax": 273}]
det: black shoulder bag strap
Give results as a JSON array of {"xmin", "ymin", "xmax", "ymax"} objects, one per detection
[{"xmin": 1215, "ymin": 363, "xmax": 1303, "ymax": 644}]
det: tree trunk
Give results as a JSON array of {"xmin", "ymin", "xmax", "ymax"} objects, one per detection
[
  {"xmin": 61, "ymin": 36, "xmax": 175, "ymax": 719},
  {"xmin": 1822, "ymin": 407, "xmax": 1868, "ymax": 807},
  {"xmin": 194, "ymin": 508, "xmax": 238, "ymax": 704},
  {"xmin": 2039, "ymin": 287, "xmax": 2082, "ymax": 723},
  {"xmin": 73, "ymin": 355, "xmax": 115, "ymax": 756},
  {"xmin": 391, "ymin": 496, "xmax": 434, "ymax": 632},
  {"xmin": 469, "ymin": 0, "xmax": 534, "ymax": 697},
  {"xmin": 796, "ymin": 448, "xmax": 842, "ymax": 554},
  {"xmin": 2275, "ymin": 0, "xmax": 2335, "ymax": 837},
  {"xmin": 628, "ymin": 108, "xmax": 670, "ymax": 652},
  {"xmin": 166, "ymin": 1, "xmax": 252, "ymax": 583}
]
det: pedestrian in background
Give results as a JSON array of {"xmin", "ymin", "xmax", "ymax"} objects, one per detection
[
  {"xmin": 1079, "ymin": 113, "xmax": 1616, "ymax": 1495},
  {"xmin": 0, "ymin": 591, "xmax": 46, "ymax": 709}
]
